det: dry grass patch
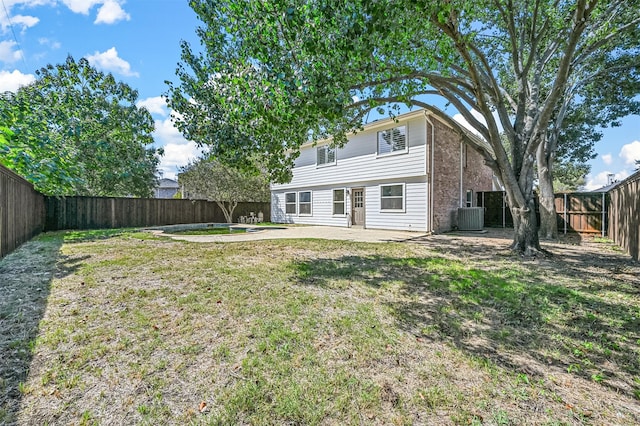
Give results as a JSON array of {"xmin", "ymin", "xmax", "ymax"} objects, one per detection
[{"xmin": 0, "ymin": 229, "xmax": 638, "ymax": 425}]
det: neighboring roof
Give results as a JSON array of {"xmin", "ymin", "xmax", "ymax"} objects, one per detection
[
  {"xmin": 157, "ymin": 178, "xmax": 179, "ymax": 189},
  {"xmin": 591, "ymin": 169, "xmax": 640, "ymax": 192},
  {"xmin": 589, "ymin": 177, "xmax": 629, "ymax": 193}
]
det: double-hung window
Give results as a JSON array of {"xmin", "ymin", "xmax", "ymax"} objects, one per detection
[
  {"xmin": 299, "ymin": 191, "xmax": 312, "ymax": 215},
  {"xmin": 317, "ymin": 145, "xmax": 336, "ymax": 166},
  {"xmin": 380, "ymin": 184, "xmax": 404, "ymax": 212},
  {"xmin": 333, "ymin": 189, "xmax": 345, "ymax": 215},
  {"xmin": 377, "ymin": 125, "xmax": 407, "ymax": 156},
  {"xmin": 285, "ymin": 192, "xmax": 296, "ymax": 214}
]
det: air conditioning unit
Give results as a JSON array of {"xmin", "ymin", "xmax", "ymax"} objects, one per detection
[{"xmin": 458, "ymin": 207, "xmax": 484, "ymax": 231}]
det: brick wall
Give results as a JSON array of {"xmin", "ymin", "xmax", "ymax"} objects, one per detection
[
  {"xmin": 429, "ymin": 120, "xmax": 493, "ymax": 233},
  {"xmin": 463, "ymin": 140, "xmax": 494, "ymax": 201}
]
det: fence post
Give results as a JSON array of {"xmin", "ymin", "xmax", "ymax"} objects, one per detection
[
  {"xmin": 601, "ymin": 192, "xmax": 605, "ymax": 238},
  {"xmin": 502, "ymin": 191, "xmax": 506, "ymax": 228},
  {"xmin": 563, "ymin": 193, "xmax": 567, "ymax": 235}
]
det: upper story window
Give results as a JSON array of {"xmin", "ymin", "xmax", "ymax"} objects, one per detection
[
  {"xmin": 377, "ymin": 125, "xmax": 407, "ymax": 156},
  {"xmin": 317, "ymin": 145, "xmax": 336, "ymax": 166}
]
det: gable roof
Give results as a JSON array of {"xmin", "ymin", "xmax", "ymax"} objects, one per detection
[
  {"xmin": 302, "ymin": 107, "xmax": 493, "ymax": 156},
  {"xmin": 157, "ymin": 178, "xmax": 179, "ymax": 189}
]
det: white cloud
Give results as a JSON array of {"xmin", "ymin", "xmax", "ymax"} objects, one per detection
[
  {"xmin": 452, "ymin": 109, "xmax": 487, "ymax": 136},
  {"xmin": 0, "ymin": 69, "xmax": 35, "ymax": 92},
  {"xmin": 137, "ymin": 96, "xmax": 168, "ymax": 116},
  {"xmin": 0, "ymin": 40, "xmax": 22, "ymax": 63},
  {"xmin": 584, "ymin": 170, "xmax": 630, "ymax": 191},
  {"xmin": 2, "ymin": 14, "xmax": 40, "ymax": 32},
  {"xmin": 59, "ymin": 1, "xmax": 129, "ymax": 24},
  {"xmin": 61, "ymin": 0, "xmax": 102, "ymax": 14},
  {"xmin": 154, "ymin": 117, "xmax": 190, "ymax": 146},
  {"xmin": 0, "ymin": 1, "xmax": 48, "ymax": 32},
  {"xmin": 95, "ymin": 0, "xmax": 130, "ymax": 24},
  {"xmin": 601, "ymin": 153, "xmax": 613, "ymax": 165},
  {"xmin": 86, "ymin": 47, "xmax": 139, "ymax": 77},
  {"xmin": 151, "ymin": 114, "xmax": 205, "ymax": 178},
  {"xmin": 38, "ymin": 37, "xmax": 61, "ymax": 49},
  {"xmin": 159, "ymin": 141, "xmax": 204, "ymax": 179},
  {"xmin": 619, "ymin": 140, "xmax": 640, "ymax": 165}
]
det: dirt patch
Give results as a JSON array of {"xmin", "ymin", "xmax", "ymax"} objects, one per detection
[{"xmin": 410, "ymin": 228, "xmax": 639, "ymax": 284}]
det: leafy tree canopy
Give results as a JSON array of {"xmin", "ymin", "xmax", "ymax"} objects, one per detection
[
  {"xmin": 168, "ymin": 0, "xmax": 640, "ymax": 254},
  {"xmin": 1, "ymin": 56, "xmax": 162, "ymax": 197},
  {"xmin": 178, "ymin": 155, "xmax": 270, "ymax": 223}
]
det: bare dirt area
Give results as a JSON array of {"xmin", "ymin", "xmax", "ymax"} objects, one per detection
[{"xmin": 410, "ymin": 228, "xmax": 640, "ymax": 284}]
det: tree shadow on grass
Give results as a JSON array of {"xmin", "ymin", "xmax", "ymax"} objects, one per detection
[
  {"xmin": 292, "ymin": 252, "xmax": 640, "ymax": 401},
  {"xmin": 0, "ymin": 230, "xmax": 112, "ymax": 424}
]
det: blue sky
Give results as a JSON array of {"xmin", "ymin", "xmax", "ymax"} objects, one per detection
[{"xmin": 1, "ymin": 0, "xmax": 638, "ymax": 188}]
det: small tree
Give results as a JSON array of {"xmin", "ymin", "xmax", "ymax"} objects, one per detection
[{"xmin": 178, "ymin": 157, "xmax": 270, "ymax": 223}]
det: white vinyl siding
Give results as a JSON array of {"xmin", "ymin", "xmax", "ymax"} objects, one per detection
[
  {"xmin": 299, "ymin": 191, "xmax": 312, "ymax": 215},
  {"xmin": 377, "ymin": 125, "xmax": 407, "ymax": 156},
  {"xmin": 380, "ymin": 184, "xmax": 405, "ymax": 212},
  {"xmin": 317, "ymin": 145, "xmax": 336, "ymax": 166},
  {"xmin": 285, "ymin": 192, "xmax": 296, "ymax": 214},
  {"xmin": 333, "ymin": 189, "xmax": 345, "ymax": 215},
  {"xmin": 270, "ymin": 111, "xmax": 431, "ymax": 231},
  {"xmin": 271, "ymin": 180, "xmax": 428, "ymax": 231},
  {"xmin": 365, "ymin": 181, "xmax": 428, "ymax": 231},
  {"xmin": 273, "ymin": 117, "xmax": 426, "ymax": 191}
]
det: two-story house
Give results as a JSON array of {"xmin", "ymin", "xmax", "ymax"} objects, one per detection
[{"xmin": 271, "ymin": 109, "xmax": 494, "ymax": 233}]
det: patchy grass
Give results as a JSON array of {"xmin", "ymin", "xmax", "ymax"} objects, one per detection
[{"xmin": 1, "ymin": 229, "xmax": 639, "ymax": 425}]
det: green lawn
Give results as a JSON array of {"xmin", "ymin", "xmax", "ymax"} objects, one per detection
[{"xmin": 1, "ymin": 229, "xmax": 639, "ymax": 425}]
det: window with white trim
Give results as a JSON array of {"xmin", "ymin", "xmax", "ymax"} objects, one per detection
[
  {"xmin": 299, "ymin": 191, "xmax": 312, "ymax": 215},
  {"xmin": 377, "ymin": 125, "xmax": 407, "ymax": 155},
  {"xmin": 380, "ymin": 184, "xmax": 404, "ymax": 211},
  {"xmin": 333, "ymin": 189, "xmax": 345, "ymax": 215},
  {"xmin": 317, "ymin": 145, "xmax": 336, "ymax": 166},
  {"xmin": 285, "ymin": 192, "xmax": 296, "ymax": 214}
]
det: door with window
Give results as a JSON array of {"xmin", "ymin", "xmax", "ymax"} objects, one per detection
[{"xmin": 351, "ymin": 188, "xmax": 365, "ymax": 226}]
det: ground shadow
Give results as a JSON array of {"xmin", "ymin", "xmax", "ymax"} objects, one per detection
[
  {"xmin": 292, "ymin": 245, "xmax": 640, "ymax": 400},
  {"xmin": 0, "ymin": 230, "xmax": 115, "ymax": 424}
]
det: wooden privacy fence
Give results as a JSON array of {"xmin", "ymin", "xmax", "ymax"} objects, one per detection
[
  {"xmin": 555, "ymin": 192, "xmax": 607, "ymax": 236},
  {"xmin": 608, "ymin": 171, "xmax": 640, "ymax": 261},
  {"xmin": 45, "ymin": 196, "xmax": 271, "ymax": 231},
  {"xmin": 477, "ymin": 191, "xmax": 607, "ymax": 235},
  {"xmin": 0, "ymin": 165, "xmax": 45, "ymax": 258}
]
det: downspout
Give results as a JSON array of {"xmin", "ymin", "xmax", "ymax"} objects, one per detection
[
  {"xmin": 460, "ymin": 141, "xmax": 464, "ymax": 208},
  {"xmin": 425, "ymin": 112, "xmax": 435, "ymax": 233}
]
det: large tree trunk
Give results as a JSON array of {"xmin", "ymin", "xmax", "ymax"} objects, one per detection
[
  {"xmin": 500, "ymin": 149, "xmax": 543, "ymax": 256},
  {"xmin": 537, "ymin": 141, "xmax": 559, "ymax": 240},
  {"xmin": 510, "ymin": 200, "xmax": 542, "ymax": 256}
]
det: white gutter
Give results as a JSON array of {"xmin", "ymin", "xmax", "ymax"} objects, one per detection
[{"xmin": 425, "ymin": 111, "xmax": 435, "ymax": 233}]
